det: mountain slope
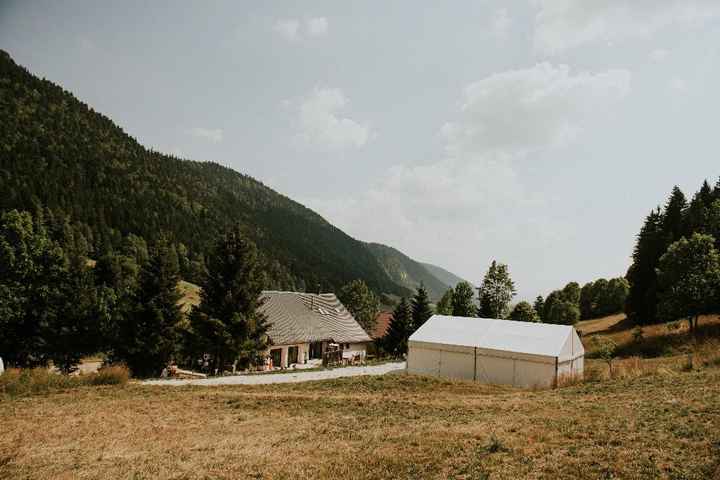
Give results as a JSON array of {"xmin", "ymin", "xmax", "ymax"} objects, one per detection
[
  {"xmin": 366, "ymin": 243, "xmax": 452, "ymax": 301},
  {"xmin": 421, "ymin": 262, "xmax": 470, "ymax": 289},
  {"xmin": 0, "ymin": 50, "xmax": 409, "ymax": 296}
]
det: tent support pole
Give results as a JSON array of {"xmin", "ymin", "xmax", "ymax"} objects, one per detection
[{"xmin": 473, "ymin": 347, "xmax": 477, "ymax": 382}]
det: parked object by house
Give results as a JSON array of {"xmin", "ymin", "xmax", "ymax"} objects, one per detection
[
  {"xmin": 407, "ymin": 315, "xmax": 584, "ymax": 388},
  {"xmin": 259, "ymin": 291, "xmax": 372, "ymax": 369}
]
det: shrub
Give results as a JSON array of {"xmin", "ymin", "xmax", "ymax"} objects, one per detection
[
  {"xmin": 0, "ymin": 365, "xmax": 129, "ymax": 397},
  {"xmin": 86, "ymin": 365, "xmax": 130, "ymax": 385}
]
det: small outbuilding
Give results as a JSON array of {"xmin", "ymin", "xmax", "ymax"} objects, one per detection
[{"xmin": 407, "ymin": 315, "xmax": 584, "ymax": 388}]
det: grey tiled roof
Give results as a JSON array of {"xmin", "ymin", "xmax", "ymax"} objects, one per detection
[{"xmin": 259, "ymin": 291, "xmax": 372, "ymax": 346}]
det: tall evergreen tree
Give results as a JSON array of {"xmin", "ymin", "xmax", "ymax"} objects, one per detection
[
  {"xmin": 383, "ymin": 297, "xmax": 412, "ymax": 357},
  {"xmin": 661, "ymin": 186, "xmax": 687, "ymax": 247},
  {"xmin": 411, "ymin": 284, "xmax": 433, "ymax": 332},
  {"xmin": 111, "ymin": 238, "xmax": 183, "ymax": 377},
  {"xmin": 625, "ymin": 209, "xmax": 665, "ymax": 324},
  {"xmin": 435, "ymin": 288, "xmax": 454, "ymax": 315},
  {"xmin": 188, "ymin": 226, "xmax": 268, "ymax": 373},
  {"xmin": 478, "ymin": 260, "xmax": 516, "ymax": 318},
  {"xmin": 533, "ymin": 295, "xmax": 545, "ymax": 322},
  {"xmin": 451, "ymin": 281, "xmax": 476, "ymax": 317}
]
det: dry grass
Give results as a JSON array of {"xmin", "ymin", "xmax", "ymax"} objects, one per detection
[
  {"xmin": 1, "ymin": 359, "xmax": 720, "ymax": 479},
  {"xmin": 0, "ymin": 365, "xmax": 129, "ymax": 397}
]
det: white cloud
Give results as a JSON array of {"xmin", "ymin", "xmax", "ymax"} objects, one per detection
[
  {"xmin": 441, "ymin": 63, "xmax": 630, "ymax": 157},
  {"xmin": 533, "ymin": 0, "xmax": 720, "ymax": 55},
  {"xmin": 293, "ymin": 87, "xmax": 370, "ymax": 150},
  {"xmin": 274, "ymin": 17, "xmax": 329, "ymax": 41},
  {"xmin": 306, "ymin": 17, "xmax": 328, "ymax": 36},
  {"xmin": 273, "ymin": 19, "xmax": 300, "ymax": 41},
  {"xmin": 491, "ymin": 8, "xmax": 512, "ymax": 38},
  {"xmin": 304, "ymin": 64, "xmax": 631, "ymax": 288},
  {"xmin": 669, "ymin": 77, "xmax": 688, "ymax": 93},
  {"xmin": 650, "ymin": 48, "xmax": 670, "ymax": 62},
  {"xmin": 187, "ymin": 127, "xmax": 223, "ymax": 143}
]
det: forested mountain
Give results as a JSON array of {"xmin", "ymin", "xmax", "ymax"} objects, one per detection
[
  {"xmin": 421, "ymin": 262, "xmax": 469, "ymax": 289},
  {"xmin": 366, "ymin": 243, "xmax": 451, "ymax": 301},
  {"xmin": 0, "ymin": 49, "xmax": 434, "ymax": 296}
]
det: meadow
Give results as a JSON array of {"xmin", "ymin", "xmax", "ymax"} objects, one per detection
[{"xmin": 1, "ymin": 315, "xmax": 720, "ymax": 479}]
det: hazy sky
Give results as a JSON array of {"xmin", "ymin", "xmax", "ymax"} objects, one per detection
[{"xmin": 2, "ymin": 1, "xmax": 720, "ymax": 299}]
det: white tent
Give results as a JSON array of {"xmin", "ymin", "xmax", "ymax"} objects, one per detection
[{"xmin": 407, "ymin": 315, "xmax": 584, "ymax": 388}]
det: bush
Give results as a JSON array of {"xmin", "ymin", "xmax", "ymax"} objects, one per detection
[{"xmin": 0, "ymin": 365, "xmax": 130, "ymax": 397}]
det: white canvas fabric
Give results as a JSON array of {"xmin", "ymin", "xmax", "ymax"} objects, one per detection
[{"xmin": 410, "ymin": 315, "xmax": 577, "ymax": 358}]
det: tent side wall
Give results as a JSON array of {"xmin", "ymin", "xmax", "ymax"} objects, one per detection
[
  {"xmin": 556, "ymin": 329, "xmax": 585, "ymax": 383},
  {"xmin": 407, "ymin": 340, "xmax": 558, "ymax": 388}
]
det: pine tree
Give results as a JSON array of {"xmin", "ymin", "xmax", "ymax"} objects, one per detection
[
  {"xmin": 411, "ymin": 284, "xmax": 433, "ymax": 332},
  {"xmin": 383, "ymin": 297, "xmax": 412, "ymax": 357},
  {"xmin": 533, "ymin": 295, "xmax": 545, "ymax": 322},
  {"xmin": 661, "ymin": 186, "xmax": 687, "ymax": 247},
  {"xmin": 451, "ymin": 281, "xmax": 477, "ymax": 317},
  {"xmin": 625, "ymin": 209, "xmax": 665, "ymax": 324},
  {"xmin": 478, "ymin": 260, "xmax": 516, "ymax": 318},
  {"xmin": 435, "ymin": 288, "xmax": 454, "ymax": 315},
  {"xmin": 188, "ymin": 226, "xmax": 268, "ymax": 373},
  {"xmin": 111, "ymin": 237, "xmax": 183, "ymax": 377}
]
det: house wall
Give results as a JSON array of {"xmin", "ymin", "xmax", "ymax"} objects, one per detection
[
  {"xmin": 266, "ymin": 343, "xmax": 309, "ymax": 368},
  {"xmin": 341, "ymin": 342, "xmax": 368, "ymax": 360},
  {"xmin": 407, "ymin": 340, "xmax": 559, "ymax": 388}
]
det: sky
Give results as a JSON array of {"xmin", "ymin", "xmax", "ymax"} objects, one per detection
[{"xmin": 2, "ymin": 1, "xmax": 720, "ymax": 300}]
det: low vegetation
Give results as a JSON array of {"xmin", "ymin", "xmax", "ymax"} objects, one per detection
[
  {"xmin": 0, "ymin": 365, "xmax": 129, "ymax": 397},
  {"xmin": 0, "ymin": 355, "xmax": 718, "ymax": 479}
]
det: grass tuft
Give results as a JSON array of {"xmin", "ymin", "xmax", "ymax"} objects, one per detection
[{"xmin": 0, "ymin": 365, "xmax": 129, "ymax": 397}]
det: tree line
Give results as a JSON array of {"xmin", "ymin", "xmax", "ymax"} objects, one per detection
[
  {"xmin": 0, "ymin": 208, "xmax": 269, "ymax": 377},
  {"xmin": 625, "ymin": 179, "xmax": 720, "ymax": 331}
]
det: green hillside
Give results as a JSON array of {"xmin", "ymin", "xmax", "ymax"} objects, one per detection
[
  {"xmin": 366, "ymin": 243, "xmax": 451, "ymax": 301},
  {"xmin": 0, "ymin": 50, "xmax": 409, "ymax": 296},
  {"xmin": 421, "ymin": 262, "xmax": 470, "ymax": 289}
]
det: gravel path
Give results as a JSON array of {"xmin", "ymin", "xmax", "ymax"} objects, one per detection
[{"xmin": 142, "ymin": 361, "xmax": 406, "ymax": 386}]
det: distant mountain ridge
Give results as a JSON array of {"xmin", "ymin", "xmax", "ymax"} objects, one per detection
[
  {"xmin": 0, "ymin": 49, "xmax": 465, "ymax": 298},
  {"xmin": 421, "ymin": 262, "xmax": 470, "ymax": 289},
  {"xmin": 366, "ymin": 243, "xmax": 452, "ymax": 301}
]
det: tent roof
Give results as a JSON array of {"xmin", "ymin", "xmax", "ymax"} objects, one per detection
[{"xmin": 409, "ymin": 315, "xmax": 575, "ymax": 358}]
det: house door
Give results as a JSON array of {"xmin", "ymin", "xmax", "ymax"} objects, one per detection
[
  {"xmin": 270, "ymin": 348, "xmax": 282, "ymax": 368},
  {"xmin": 309, "ymin": 342, "xmax": 323, "ymax": 359},
  {"xmin": 288, "ymin": 346, "xmax": 298, "ymax": 365}
]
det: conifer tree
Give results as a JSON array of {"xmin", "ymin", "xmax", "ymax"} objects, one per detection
[
  {"xmin": 533, "ymin": 295, "xmax": 545, "ymax": 321},
  {"xmin": 625, "ymin": 209, "xmax": 665, "ymax": 324},
  {"xmin": 411, "ymin": 284, "xmax": 433, "ymax": 332},
  {"xmin": 451, "ymin": 281, "xmax": 477, "ymax": 317},
  {"xmin": 478, "ymin": 260, "xmax": 516, "ymax": 318},
  {"xmin": 111, "ymin": 237, "xmax": 183, "ymax": 377},
  {"xmin": 661, "ymin": 186, "xmax": 687, "ymax": 246},
  {"xmin": 188, "ymin": 226, "xmax": 268, "ymax": 373},
  {"xmin": 383, "ymin": 297, "xmax": 412, "ymax": 357},
  {"xmin": 435, "ymin": 288, "xmax": 454, "ymax": 315}
]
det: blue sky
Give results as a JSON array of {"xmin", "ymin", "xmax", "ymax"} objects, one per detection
[{"xmin": 2, "ymin": 1, "xmax": 720, "ymax": 299}]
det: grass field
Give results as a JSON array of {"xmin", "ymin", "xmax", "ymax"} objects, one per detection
[{"xmin": 2, "ymin": 315, "xmax": 720, "ymax": 479}]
